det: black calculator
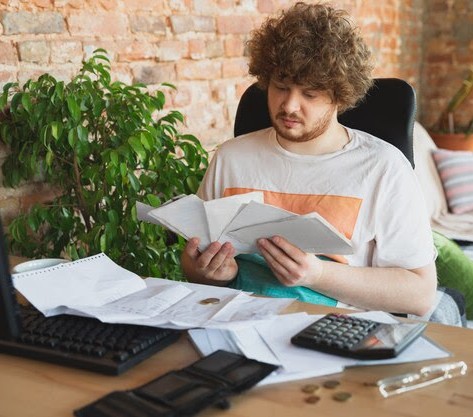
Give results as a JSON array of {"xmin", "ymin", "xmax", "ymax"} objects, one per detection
[{"xmin": 291, "ymin": 313, "xmax": 427, "ymax": 359}]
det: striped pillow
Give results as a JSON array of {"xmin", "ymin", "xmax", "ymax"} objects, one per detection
[{"xmin": 432, "ymin": 149, "xmax": 473, "ymax": 214}]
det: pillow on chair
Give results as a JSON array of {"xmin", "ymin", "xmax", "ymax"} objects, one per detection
[
  {"xmin": 414, "ymin": 121, "xmax": 473, "ymax": 242},
  {"xmin": 432, "ymin": 148, "xmax": 473, "ymax": 214},
  {"xmin": 413, "ymin": 122, "xmax": 449, "ymax": 218}
]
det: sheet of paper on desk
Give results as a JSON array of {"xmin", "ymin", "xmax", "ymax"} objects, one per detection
[
  {"xmin": 187, "ymin": 311, "xmax": 451, "ymax": 385},
  {"xmin": 65, "ymin": 284, "xmax": 193, "ymax": 322},
  {"xmin": 12, "ymin": 253, "xmax": 146, "ymax": 316},
  {"xmin": 137, "ymin": 194, "xmax": 352, "ymax": 255},
  {"xmin": 188, "ymin": 313, "xmax": 347, "ymax": 385},
  {"xmin": 65, "ymin": 287, "xmax": 293, "ymax": 329},
  {"xmin": 13, "ymin": 253, "xmax": 294, "ymax": 328},
  {"xmin": 93, "ymin": 278, "xmax": 294, "ymax": 328},
  {"xmin": 189, "ymin": 324, "xmax": 281, "ymax": 366}
]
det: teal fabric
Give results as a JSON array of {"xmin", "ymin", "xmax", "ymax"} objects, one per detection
[{"xmin": 229, "ymin": 253, "xmax": 337, "ymax": 306}]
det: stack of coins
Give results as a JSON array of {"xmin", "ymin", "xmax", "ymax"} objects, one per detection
[
  {"xmin": 302, "ymin": 383, "xmax": 320, "ymax": 404},
  {"xmin": 301, "ymin": 379, "xmax": 352, "ymax": 404}
]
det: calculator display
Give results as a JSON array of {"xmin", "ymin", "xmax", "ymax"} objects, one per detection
[{"xmin": 357, "ymin": 323, "xmax": 425, "ymax": 350}]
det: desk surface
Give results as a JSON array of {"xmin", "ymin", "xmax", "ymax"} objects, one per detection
[{"xmin": 2, "ymin": 258, "xmax": 473, "ymax": 417}]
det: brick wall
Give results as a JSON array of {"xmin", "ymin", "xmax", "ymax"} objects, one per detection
[
  {"xmin": 0, "ymin": 0, "xmax": 469, "ymax": 221},
  {"xmin": 420, "ymin": 0, "xmax": 473, "ymax": 131}
]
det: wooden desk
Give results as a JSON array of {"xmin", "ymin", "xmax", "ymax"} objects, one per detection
[{"xmin": 2, "ymin": 259, "xmax": 473, "ymax": 416}]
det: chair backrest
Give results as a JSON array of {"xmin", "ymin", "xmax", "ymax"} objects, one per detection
[{"xmin": 233, "ymin": 78, "xmax": 417, "ymax": 168}]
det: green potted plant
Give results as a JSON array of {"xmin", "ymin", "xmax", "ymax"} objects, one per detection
[
  {"xmin": 0, "ymin": 49, "xmax": 208, "ymax": 279},
  {"xmin": 429, "ymin": 66, "xmax": 473, "ymax": 150}
]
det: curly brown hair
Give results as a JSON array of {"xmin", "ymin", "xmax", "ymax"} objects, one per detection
[{"xmin": 247, "ymin": 2, "xmax": 374, "ymax": 112}]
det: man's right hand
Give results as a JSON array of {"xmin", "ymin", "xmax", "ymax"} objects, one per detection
[{"xmin": 181, "ymin": 237, "xmax": 238, "ymax": 286}]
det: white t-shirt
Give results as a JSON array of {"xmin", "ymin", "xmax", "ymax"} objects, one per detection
[{"xmin": 198, "ymin": 127, "xmax": 436, "ymax": 270}]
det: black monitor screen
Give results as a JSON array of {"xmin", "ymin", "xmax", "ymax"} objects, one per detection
[{"xmin": 0, "ymin": 217, "xmax": 21, "ymax": 339}]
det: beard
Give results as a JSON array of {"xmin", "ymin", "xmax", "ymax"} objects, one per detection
[{"xmin": 271, "ymin": 106, "xmax": 335, "ymax": 143}]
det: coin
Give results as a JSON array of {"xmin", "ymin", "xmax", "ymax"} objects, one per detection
[
  {"xmin": 332, "ymin": 391, "xmax": 352, "ymax": 402},
  {"xmin": 301, "ymin": 384, "xmax": 320, "ymax": 393},
  {"xmin": 305, "ymin": 395, "xmax": 320, "ymax": 404},
  {"xmin": 323, "ymin": 379, "xmax": 340, "ymax": 389},
  {"xmin": 199, "ymin": 297, "xmax": 221, "ymax": 305}
]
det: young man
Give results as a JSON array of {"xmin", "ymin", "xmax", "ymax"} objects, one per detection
[{"xmin": 181, "ymin": 2, "xmax": 437, "ymax": 316}]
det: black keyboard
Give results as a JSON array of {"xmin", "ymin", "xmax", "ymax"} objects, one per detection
[{"xmin": 0, "ymin": 307, "xmax": 181, "ymax": 375}]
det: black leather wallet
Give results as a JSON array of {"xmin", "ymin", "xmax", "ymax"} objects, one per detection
[{"xmin": 74, "ymin": 350, "xmax": 278, "ymax": 417}]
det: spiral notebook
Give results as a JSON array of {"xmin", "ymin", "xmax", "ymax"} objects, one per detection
[{"xmin": 0, "ymin": 217, "xmax": 180, "ymax": 375}]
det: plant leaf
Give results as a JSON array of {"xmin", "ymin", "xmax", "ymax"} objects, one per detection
[
  {"xmin": 66, "ymin": 96, "xmax": 81, "ymax": 122},
  {"xmin": 50, "ymin": 121, "xmax": 62, "ymax": 141},
  {"xmin": 21, "ymin": 93, "xmax": 32, "ymax": 114},
  {"xmin": 128, "ymin": 136, "xmax": 147, "ymax": 161}
]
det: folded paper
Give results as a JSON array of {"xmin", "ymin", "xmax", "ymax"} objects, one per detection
[{"xmin": 137, "ymin": 193, "xmax": 353, "ymax": 255}]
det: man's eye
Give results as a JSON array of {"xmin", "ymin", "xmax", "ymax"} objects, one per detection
[{"xmin": 304, "ymin": 92, "xmax": 317, "ymax": 98}]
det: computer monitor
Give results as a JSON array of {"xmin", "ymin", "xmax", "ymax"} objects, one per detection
[{"xmin": 0, "ymin": 216, "xmax": 22, "ymax": 339}]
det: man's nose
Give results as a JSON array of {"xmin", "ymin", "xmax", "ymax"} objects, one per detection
[{"xmin": 281, "ymin": 90, "xmax": 301, "ymax": 114}]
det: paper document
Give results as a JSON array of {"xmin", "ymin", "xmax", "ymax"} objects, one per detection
[
  {"xmin": 137, "ymin": 193, "xmax": 352, "ymax": 255},
  {"xmin": 13, "ymin": 253, "xmax": 146, "ymax": 316},
  {"xmin": 13, "ymin": 254, "xmax": 294, "ymax": 328},
  {"xmin": 187, "ymin": 311, "xmax": 451, "ymax": 385}
]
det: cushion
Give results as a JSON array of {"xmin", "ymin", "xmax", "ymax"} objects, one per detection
[
  {"xmin": 433, "ymin": 231, "xmax": 473, "ymax": 320},
  {"xmin": 413, "ymin": 122, "xmax": 448, "ymax": 217},
  {"xmin": 432, "ymin": 148, "xmax": 473, "ymax": 214}
]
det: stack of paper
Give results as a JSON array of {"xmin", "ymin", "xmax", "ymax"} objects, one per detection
[
  {"xmin": 12, "ymin": 253, "xmax": 294, "ymax": 328},
  {"xmin": 137, "ymin": 192, "xmax": 353, "ymax": 255},
  {"xmin": 188, "ymin": 311, "xmax": 451, "ymax": 385}
]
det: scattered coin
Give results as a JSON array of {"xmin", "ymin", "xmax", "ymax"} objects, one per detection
[
  {"xmin": 332, "ymin": 391, "xmax": 352, "ymax": 402},
  {"xmin": 199, "ymin": 297, "xmax": 221, "ymax": 305},
  {"xmin": 301, "ymin": 384, "xmax": 320, "ymax": 394},
  {"xmin": 305, "ymin": 395, "xmax": 320, "ymax": 404},
  {"xmin": 323, "ymin": 379, "xmax": 340, "ymax": 389}
]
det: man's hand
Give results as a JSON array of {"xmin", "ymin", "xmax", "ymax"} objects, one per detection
[
  {"xmin": 181, "ymin": 237, "xmax": 238, "ymax": 285},
  {"xmin": 257, "ymin": 235, "xmax": 323, "ymax": 287}
]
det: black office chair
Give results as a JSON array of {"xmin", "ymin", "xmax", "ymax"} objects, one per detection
[{"xmin": 234, "ymin": 78, "xmax": 416, "ymax": 168}]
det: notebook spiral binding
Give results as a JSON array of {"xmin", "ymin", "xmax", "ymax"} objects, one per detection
[{"xmin": 13, "ymin": 253, "xmax": 107, "ymax": 277}]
